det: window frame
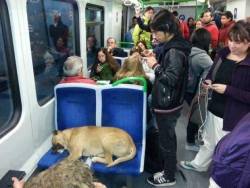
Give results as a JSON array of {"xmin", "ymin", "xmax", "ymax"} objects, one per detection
[
  {"xmin": 0, "ymin": 0, "xmax": 22, "ymax": 138},
  {"xmin": 86, "ymin": 3, "xmax": 104, "ymax": 47},
  {"xmin": 26, "ymin": 0, "xmax": 80, "ymax": 106}
]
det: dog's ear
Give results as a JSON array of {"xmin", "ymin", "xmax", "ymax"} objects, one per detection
[{"xmin": 53, "ymin": 130, "xmax": 58, "ymax": 135}]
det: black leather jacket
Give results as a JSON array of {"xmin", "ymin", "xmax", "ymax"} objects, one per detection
[{"xmin": 152, "ymin": 36, "xmax": 190, "ymax": 110}]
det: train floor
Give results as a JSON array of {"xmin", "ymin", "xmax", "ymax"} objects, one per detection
[{"xmin": 95, "ymin": 103, "xmax": 210, "ymax": 188}]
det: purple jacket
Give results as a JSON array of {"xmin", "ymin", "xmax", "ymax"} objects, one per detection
[
  {"xmin": 211, "ymin": 112, "xmax": 250, "ymax": 188},
  {"xmin": 207, "ymin": 48, "xmax": 250, "ymax": 131}
]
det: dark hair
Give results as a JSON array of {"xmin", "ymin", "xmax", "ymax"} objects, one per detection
[
  {"xmin": 191, "ymin": 28, "xmax": 211, "ymax": 53},
  {"xmin": 172, "ymin": 10, "xmax": 178, "ymax": 17},
  {"xmin": 150, "ymin": 9, "xmax": 181, "ymax": 36},
  {"xmin": 221, "ymin": 11, "xmax": 233, "ymax": 21},
  {"xmin": 187, "ymin": 17, "xmax": 194, "ymax": 22},
  {"xmin": 87, "ymin": 35, "xmax": 97, "ymax": 46},
  {"xmin": 228, "ymin": 21, "xmax": 250, "ymax": 43},
  {"xmin": 97, "ymin": 48, "xmax": 120, "ymax": 72},
  {"xmin": 203, "ymin": 9, "xmax": 213, "ymax": 17},
  {"xmin": 136, "ymin": 40, "xmax": 147, "ymax": 49},
  {"xmin": 144, "ymin": 6, "xmax": 154, "ymax": 13}
]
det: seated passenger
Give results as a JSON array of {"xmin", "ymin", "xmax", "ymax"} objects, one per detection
[
  {"xmin": 106, "ymin": 37, "xmax": 127, "ymax": 57},
  {"xmin": 113, "ymin": 53, "xmax": 152, "ymax": 94},
  {"xmin": 12, "ymin": 159, "xmax": 106, "ymax": 188},
  {"xmin": 90, "ymin": 48, "xmax": 120, "ymax": 81},
  {"xmin": 60, "ymin": 56, "xmax": 96, "ymax": 84}
]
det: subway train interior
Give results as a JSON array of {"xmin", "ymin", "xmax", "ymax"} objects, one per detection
[{"xmin": 0, "ymin": 0, "xmax": 250, "ymax": 187}]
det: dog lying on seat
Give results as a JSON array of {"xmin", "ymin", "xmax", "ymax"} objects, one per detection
[{"xmin": 52, "ymin": 126, "xmax": 136, "ymax": 167}]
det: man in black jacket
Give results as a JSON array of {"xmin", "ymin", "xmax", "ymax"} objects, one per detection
[{"xmin": 145, "ymin": 9, "xmax": 191, "ymax": 187}]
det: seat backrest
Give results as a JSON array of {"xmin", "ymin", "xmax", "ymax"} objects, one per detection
[
  {"xmin": 113, "ymin": 56, "xmax": 127, "ymax": 66},
  {"xmin": 100, "ymin": 83, "xmax": 147, "ymax": 172},
  {"xmin": 55, "ymin": 83, "xmax": 98, "ymax": 130}
]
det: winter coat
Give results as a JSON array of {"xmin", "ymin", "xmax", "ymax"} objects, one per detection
[
  {"xmin": 187, "ymin": 47, "xmax": 213, "ymax": 94},
  {"xmin": 90, "ymin": 63, "xmax": 115, "ymax": 81},
  {"xmin": 206, "ymin": 47, "xmax": 250, "ymax": 131},
  {"xmin": 218, "ymin": 21, "xmax": 235, "ymax": 49},
  {"xmin": 203, "ymin": 22, "xmax": 219, "ymax": 49},
  {"xmin": 132, "ymin": 16, "xmax": 152, "ymax": 49},
  {"xmin": 152, "ymin": 36, "xmax": 191, "ymax": 110},
  {"xmin": 211, "ymin": 112, "xmax": 250, "ymax": 188}
]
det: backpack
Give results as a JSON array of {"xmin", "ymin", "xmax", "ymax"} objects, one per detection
[{"xmin": 211, "ymin": 113, "xmax": 250, "ymax": 188}]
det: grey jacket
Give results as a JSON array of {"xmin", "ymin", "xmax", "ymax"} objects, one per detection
[{"xmin": 187, "ymin": 47, "xmax": 213, "ymax": 94}]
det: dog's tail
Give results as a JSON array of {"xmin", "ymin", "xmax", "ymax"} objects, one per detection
[{"xmin": 107, "ymin": 136, "xmax": 136, "ymax": 167}]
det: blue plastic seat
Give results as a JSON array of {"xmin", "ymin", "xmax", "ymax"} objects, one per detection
[
  {"xmin": 92, "ymin": 78, "xmax": 147, "ymax": 175},
  {"xmin": 37, "ymin": 83, "xmax": 98, "ymax": 169}
]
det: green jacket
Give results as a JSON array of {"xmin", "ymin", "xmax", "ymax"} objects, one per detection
[
  {"xmin": 132, "ymin": 16, "xmax": 152, "ymax": 49},
  {"xmin": 92, "ymin": 63, "xmax": 114, "ymax": 81}
]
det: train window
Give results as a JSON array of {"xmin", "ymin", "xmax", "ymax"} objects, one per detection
[
  {"xmin": 0, "ymin": 0, "xmax": 21, "ymax": 138},
  {"xmin": 86, "ymin": 4, "xmax": 104, "ymax": 68},
  {"xmin": 27, "ymin": 0, "xmax": 80, "ymax": 105}
]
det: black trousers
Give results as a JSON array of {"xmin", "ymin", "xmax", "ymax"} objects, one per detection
[
  {"xmin": 155, "ymin": 110, "xmax": 181, "ymax": 179},
  {"xmin": 187, "ymin": 122, "xmax": 199, "ymax": 144}
]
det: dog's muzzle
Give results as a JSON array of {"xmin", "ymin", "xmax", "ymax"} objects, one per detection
[{"xmin": 52, "ymin": 143, "xmax": 64, "ymax": 153}]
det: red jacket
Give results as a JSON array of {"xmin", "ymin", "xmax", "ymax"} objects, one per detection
[
  {"xmin": 180, "ymin": 21, "xmax": 189, "ymax": 40},
  {"xmin": 203, "ymin": 22, "xmax": 219, "ymax": 49},
  {"xmin": 218, "ymin": 21, "xmax": 235, "ymax": 49},
  {"xmin": 60, "ymin": 76, "xmax": 96, "ymax": 84}
]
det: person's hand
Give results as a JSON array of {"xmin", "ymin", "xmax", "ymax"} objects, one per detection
[
  {"xmin": 202, "ymin": 79, "xmax": 212, "ymax": 90},
  {"xmin": 96, "ymin": 64, "xmax": 103, "ymax": 73},
  {"xmin": 211, "ymin": 84, "xmax": 227, "ymax": 94},
  {"xmin": 145, "ymin": 56, "xmax": 158, "ymax": 69},
  {"xmin": 141, "ymin": 50, "xmax": 154, "ymax": 57},
  {"xmin": 93, "ymin": 182, "xmax": 107, "ymax": 188},
  {"xmin": 12, "ymin": 177, "xmax": 25, "ymax": 188},
  {"xmin": 134, "ymin": 6, "xmax": 141, "ymax": 18}
]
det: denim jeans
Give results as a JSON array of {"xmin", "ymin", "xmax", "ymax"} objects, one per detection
[{"xmin": 155, "ymin": 109, "xmax": 181, "ymax": 179}]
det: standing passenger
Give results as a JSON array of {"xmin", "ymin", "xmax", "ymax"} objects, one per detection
[
  {"xmin": 181, "ymin": 21, "xmax": 250, "ymax": 174},
  {"xmin": 218, "ymin": 11, "xmax": 235, "ymax": 49},
  {"xmin": 133, "ymin": 6, "xmax": 154, "ymax": 49},
  {"xmin": 202, "ymin": 10, "xmax": 219, "ymax": 50},
  {"xmin": 145, "ymin": 9, "xmax": 191, "ymax": 186},
  {"xmin": 185, "ymin": 28, "xmax": 213, "ymax": 151}
]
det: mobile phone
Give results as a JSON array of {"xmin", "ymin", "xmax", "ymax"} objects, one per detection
[{"xmin": 0, "ymin": 170, "xmax": 26, "ymax": 188}]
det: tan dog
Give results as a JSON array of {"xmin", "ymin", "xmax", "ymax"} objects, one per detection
[{"xmin": 52, "ymin": 126, "xmax": 136, "ymax": 167}]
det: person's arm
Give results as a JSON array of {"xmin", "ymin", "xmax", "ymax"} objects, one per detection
[
  {"xmin": 224, "ymin": 85, "xmax": 250, "ymax": 104},
  {"xmin": 196, "ymin": 54, "xmax": 213, "ymax": 79},
  {"xmin": 136, "ymin": 17, "xmax": 151, "ymax": 32},
  {"xmin": 147, "ymin": 49, "xmax": 187, "ymax": 87},
  {"xmin": 210, "ymin": 26, "xmax": 219, "ymax": 49},
  {"xmin": 132, "ymin": 24, "xmax": 141, "ymax": 45},
  {"xmin": 99, "ymin": 64, "xmax": 114, "ymax": 81}
]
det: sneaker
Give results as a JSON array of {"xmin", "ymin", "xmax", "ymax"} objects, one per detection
[
  {"xmin": 147, "ymin": 173, "xmax": 176, "ymax": 187},
  {"xmin": 185, "ymin": 143, "xmax": 199, "ymax": 152},
  {"xmin": 180, "ymin": 161, "xmax": 206, "ymax": 172}
]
